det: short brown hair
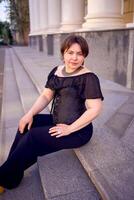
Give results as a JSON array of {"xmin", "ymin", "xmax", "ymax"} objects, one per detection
[{"xmin": 61, "ymin": 35, "xmax": 89, "ymax": 58}]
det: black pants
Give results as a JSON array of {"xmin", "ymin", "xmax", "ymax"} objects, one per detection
[{"xmin": 0, "ymin": 114, "xmax": 93, "ymax": 189}]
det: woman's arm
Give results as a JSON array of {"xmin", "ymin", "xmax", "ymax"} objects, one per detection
[
  {"xmin": 27, "ymin": 88, "xmax": 54, "ymax": 116},
  {"xmin": 19, "ymin": 88, "xmax": 54, "ymax": 133},
  {"xmin": 49, "ymin": 98, "xmax": 103, "ymax": 137},
  {"xmin": 69, "ymin": 98, "xmax": 102, "ymax": 132}
]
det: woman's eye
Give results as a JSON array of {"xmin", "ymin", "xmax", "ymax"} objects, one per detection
[
  {"xmin": 68, "ymin": 51, "xmax": 73, "ymax": 55},
  {"xmin": 66, "ymin": 51, "xmax": 83, "ymax": 56},
  {"xmin": 77, "ymin": 52, "xmax": 83, "ymax": 56}
]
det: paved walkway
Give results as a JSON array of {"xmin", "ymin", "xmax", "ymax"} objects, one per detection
[
  {"xmin": 13, "ymin": 46, "xmax": 134, "ymax": 200},
  {"xmin": 0, "ymin": 47, "xmax": 5, "ymax": 118},
  {"xmin": 0, "ymin": 48, "xmax": 45, "ymax": 200},
  {"xmin": 0, "ymin": 47, "xmax": 101, "ymax": 200},
  {"xmin": 1, "ymin": 46, "xmax": 134, "ymax": 200}
]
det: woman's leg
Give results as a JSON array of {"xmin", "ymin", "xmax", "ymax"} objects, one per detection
[
  {"xmin": 0, "ymin": 114, "xmax": 53, "ymax": 189},
  {"xmin": 0, "ymin": 119, "xmax": 92, "ymax": 189},
  {"xmin": 8, "ymin": 114, "xmax": 53, "ymax": 158}
]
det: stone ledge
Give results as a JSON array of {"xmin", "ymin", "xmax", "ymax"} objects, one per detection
[
  {"xmin": 13, "ymin": 46, "xmax": 134, "ymax": 200},
  {"xmin": 38, "ymin": 150, "xmax": 101, "ymax": 200},
  {"xmin": 12, "ymin": 47, "xmax": 101, "ymax": 199}
]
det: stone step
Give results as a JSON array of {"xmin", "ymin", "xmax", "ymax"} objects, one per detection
[
  {"xmin": 38, "ymin": 150, "xmax": 101, "ymax": 200},
  {"xmin": 13, "ymin": 46, "xmax": 61, "ymax": 93},
  {"xmin": 63, "ymin": 79, "xmax": 134, "ymax": 199},
  {"xmin": 0, "ymin": 48, "xmax": 5, "ymax": 119},
  {"xmin": 74, "ymin": 88, "xmax": 134, "ymax": 200},
  {"xmin": 0, "ymin": 48, "xmax": 46, "ymax": 200},
  {"xmin": 12, "ymin": 46, "xmax": 134, "ymax": 200},
  {"xmin": 12, "ymin": 47, "xmax": 102, "ymax": 199},
  {"xmin": 0, "ymin": 49, "xmax": 23, "ymax": 162}
]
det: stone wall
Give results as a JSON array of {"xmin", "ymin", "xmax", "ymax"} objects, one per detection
[{"xmin": 29, "ymin": 28, "xmax": 134, "ymax": 90}]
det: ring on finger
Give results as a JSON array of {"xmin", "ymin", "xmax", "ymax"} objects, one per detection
[{"xmin": 57, "ymin": 129, "xmax": 62, "ymax": 134}]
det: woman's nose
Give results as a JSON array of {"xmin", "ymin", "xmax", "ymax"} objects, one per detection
[{"xmin": 72, "ymin": 53, "xmax": 77, "ymax": 60}]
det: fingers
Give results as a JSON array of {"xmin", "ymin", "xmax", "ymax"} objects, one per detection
[
  {"xmin": 18, "ymin": 115, "xmax": 33, "ymax": 134},
  {"xmin": 49, "ymin": 126, "xmax": 61, "ymax": 134},
  {"xmin": 49, "ymin": 126, "xmax": 63, "ymax": 137},
  {"xmin": 19, "ymin": 123, "xmax": 25, "ymax": 134},
  {"xmin": 28, "ymin": 121, "xmax": 33, "ymax": 130}
]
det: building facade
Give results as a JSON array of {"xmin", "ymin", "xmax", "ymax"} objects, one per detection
[{"xmin": 28, "ymin": 0, "xmax": 134, "ymax": 89}]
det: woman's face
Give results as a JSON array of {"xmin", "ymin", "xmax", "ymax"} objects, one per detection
[{"xmin": 63, "ymin": 43, "xmax": 85, "ymax": 71}]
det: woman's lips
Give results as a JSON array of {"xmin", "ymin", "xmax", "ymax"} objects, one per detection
[{"xmin": 70, "ymin": 62, "xmax": 78, "ymax": 65}]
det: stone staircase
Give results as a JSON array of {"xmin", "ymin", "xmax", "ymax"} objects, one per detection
[
  {"xmin": 1, "ymin": 46, "xmax": 134, "ymax": 200},
  {"xmin": 0, "ymin": 49, "xmax": 45, "ymax": 200},
  {"xmin": 0, "ymin": 48, "xmax": 101, "ymax": 200}
]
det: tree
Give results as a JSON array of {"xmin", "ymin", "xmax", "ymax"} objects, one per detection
[
  {"xmin": 9, "ymin": 0, "xmax": 30, "ymax": 45},
  {"xmin": 0, "ymin": 0, "xmax": 30, "ymax": 45},
  {"xmin": 0, "ymin": 21, "xmax": 13, "ymax": 44}
]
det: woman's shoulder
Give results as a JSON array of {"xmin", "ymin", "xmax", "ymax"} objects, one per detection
[
  {"xmin": 49, "ymin": 65, "xmax": 99, "ymax": 81},
  {"xmin": 82, "ymin": 67, "xmax": 99, "ymax": 77},
  {"xmin": 80, "ymin": 67, "xmax": 92, "ymax": 73},
  {"xmin": 54, "ymin": 65, "xmax": 63, "ymax": 76},
  {"xmin": 47, "ymin": 66, "xmax": 58, "ymax": 78},
  {"xmin": 55, "ymin": 65, "xmax": 94, "ymax": 77},
  {"xmin": 78, "ymin": 67, "xmax": 99, "ymax": 82}
]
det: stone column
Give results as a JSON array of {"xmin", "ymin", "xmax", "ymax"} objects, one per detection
[
  {"xmin": 124, "ymin": 0, "xmax": 134, "ymax": 27},
  {"xmin": 60, "ymin": 0, "xmax": 85, "ymax": 31},
  {"xmin": 32, "ymin": 0, "xmax": 40, "ymax": 33},
  {"xmin": 29, "ymin": 0, "xmax": 34, "ymax": 34},
  {"xmin": 83, "ymin": 0, "xmax": 125, "ymax": 29},
  {"xmin": 47, "ymin": 0, "xmax": 61, "ymax": 32},
  {"xmin": 38, "ymin": 0, "xmax": 48, "ymax": 33}
]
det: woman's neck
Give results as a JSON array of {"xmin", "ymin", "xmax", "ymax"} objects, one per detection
[{"xmin": 62, "ymin": 65, "xmax": 83, "ymax": 76}]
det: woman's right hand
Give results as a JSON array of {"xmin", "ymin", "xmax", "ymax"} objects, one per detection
[{"xmin": 19, "ymin": 112, "xmax": 33, "ymax": 134}]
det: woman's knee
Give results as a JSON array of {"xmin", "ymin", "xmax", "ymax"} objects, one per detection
[{"xmin": 32, "ymin": 114, "xmax": 53, "ymax": 128}]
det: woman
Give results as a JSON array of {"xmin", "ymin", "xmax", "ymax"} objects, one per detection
[{"xmin": 0, "ymin": 35, "xmax": 104, "ymax": 193}]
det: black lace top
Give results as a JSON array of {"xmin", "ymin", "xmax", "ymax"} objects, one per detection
[{"xmin": 45, "ymin": 67, "xmax": 104, "ymax": 125}]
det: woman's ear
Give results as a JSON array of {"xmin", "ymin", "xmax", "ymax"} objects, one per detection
[
  {"xmin": 82, "ymin": 61, "xmax": 84, "ymax": 66},
  {"xmin": 61, "ymin": 55, "xmax": 64, "ymax": 62}
]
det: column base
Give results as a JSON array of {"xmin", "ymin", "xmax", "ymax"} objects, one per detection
[
  {"xmin": 60, "ymin": 23, "xmax": 82, "ymax": 32},
  {"xmin": 126, "ymin": 23, "xmax": 134, "ymax": 28},
  {"xmin": 82, "ymin": 18, "xmax": 125, "ymax": 30},
  {"xmin": 29, "ymin": 29, "xmax": 48, "ymax": 36},
  {"xmin": 47, "ymin": 27, "xmax": 61, "ymax": 34}
]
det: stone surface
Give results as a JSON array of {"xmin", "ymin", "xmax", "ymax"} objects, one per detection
[
  {"xmin": 93, "ymin": 89, "xmax": 130, "ymax": 128},
  {"xmin": 105, "ymin": 113, "xmax": 133, "ymax": 138},
  {"xmin": 12, "ymin": 46, "xmax": 134, "ymax": 200},
  {"xmin": 0, "ymin": 164, "xmax": 45, "ymax": 200},
  {"xmin": 0, "ymin": 127, "xmax": 17, "ymax": 162},
  {"xmin": 122, "ymin": 119, "xmax": 134, "ymax": 153},
  {"xmin": 11, "ymin": 49, "xmax": 40, "ymax": 113},
  {"xmin": 118, "ymin": 102, "xmax": 134, "ymax": 115},
  {"xmin": 2, "ymin": 50, "xmax": 23, "ymax": 128},
  {"xmin": 92, "ymin": 159, "xmax": 134, "ymax": 200},
  {"xmin": 0, "ymin": 48, "xmax": 4, "ymax": 116},
  {"xmin": 38, "ymin": 150, "xmax": 101, "ymax": 200},
  {"xmin": 0, "ymin": 48, "xmax": 46, "ymax": 200},
  {"xmin": 75, "ymin": 125, "xmax": 134, "ymax": 171},
  {"xmin": 10, "ymin": 47, "xmax": 101, "ymax": 199},
  {"xmin": 50, "ymin": 190, "xmax": 100, "ymax": 200}
]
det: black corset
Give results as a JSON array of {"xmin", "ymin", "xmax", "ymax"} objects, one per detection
[{"xmin": 51, "ymin": 87, "xmax": 86, "ymax": 125}]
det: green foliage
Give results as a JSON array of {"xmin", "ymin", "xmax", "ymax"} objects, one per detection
[
  {"xmin": 0, "ymin": 21, "xmax": 13, "ymax": 44},
  {"xmin": 1, "ymin": 0, "xmax": 30, "ymax": 44},
  {"xmin": 8, "ymin": 0, "xmax": 29, "ymax": 30},
  {"xmin": 0, "ymin": 22, "xmax": 4, "ymax": 36}
]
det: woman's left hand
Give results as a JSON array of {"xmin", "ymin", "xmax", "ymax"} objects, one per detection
[{"xmin": 49, "ymin": 124, "xmax": 72, "ymax": 138}]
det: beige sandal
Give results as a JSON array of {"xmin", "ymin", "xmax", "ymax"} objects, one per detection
[{"xmin": 0, "ymin": 186, "xmax": 5, "ymax": 194}]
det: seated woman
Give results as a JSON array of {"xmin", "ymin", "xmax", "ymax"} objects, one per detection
[{"xmin": 0, "ymin": 34, "xmax": 104, "ymax": 193}]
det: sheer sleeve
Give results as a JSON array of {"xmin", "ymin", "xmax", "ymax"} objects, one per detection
[
  {"xmin": 83, "ymin": 73, "xmax": 104, "ymax": 100},
  {"xmin": 45, "ymin": 66, "xmax": 57, "ymax": 90}
]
